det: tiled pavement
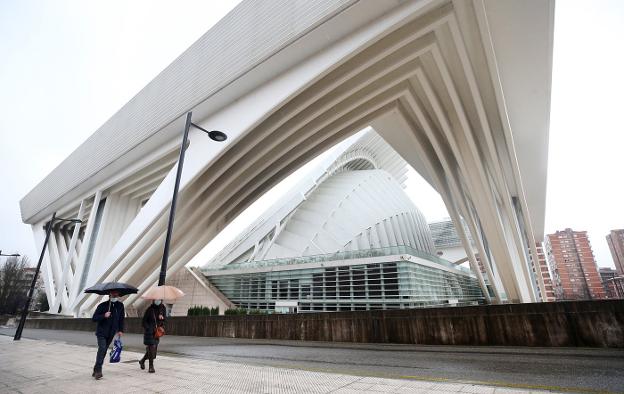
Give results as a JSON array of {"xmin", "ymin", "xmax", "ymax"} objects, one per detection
[{"xmin": 0, "ymin": 336, "xmax": 557, "ymax": 393}]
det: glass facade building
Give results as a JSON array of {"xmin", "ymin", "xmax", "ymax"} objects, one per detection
[
  {"xmin": 429, "ymin": 218, "xmax": 472, "ymax": 249},
  {"xmin": 206, "ymin": 246, "xmax": 484, "ymax": 312}
]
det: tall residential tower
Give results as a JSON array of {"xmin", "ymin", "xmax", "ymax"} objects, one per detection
[
  {"xmin": 545, "ymin": 229, "xmax": 606, "ymax": 300},
  {"xmin": 606, "ymin": 229, "xmax": 624, "ymax": 275}
]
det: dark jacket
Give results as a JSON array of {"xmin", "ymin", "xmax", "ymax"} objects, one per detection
[
  {"xmin": 92, "ymin": 300, "xmax": 125, "ymax": 338},
  {"xmin": 142, "ymin": 303, "xmax": 166, "ymax": 345}
]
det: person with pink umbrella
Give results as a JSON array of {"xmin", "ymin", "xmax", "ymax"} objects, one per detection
[{"xmin": 138, "ymin": 285, "xmax": 184, "ymax": 373}]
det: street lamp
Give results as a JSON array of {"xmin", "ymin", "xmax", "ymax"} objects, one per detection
[
  {"xmin": 158, "ymin": 111, "xmax": 227, "ymax": 286},
  {"xmin": 14, "ymin": 212, "xmax": 83, "ymax": 340},
  {"xmin": 0, "ymin": 251, "xmax": 21, "ymax": 257}
]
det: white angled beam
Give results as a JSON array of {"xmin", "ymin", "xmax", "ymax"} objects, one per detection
[
  {"xmin": 372, "ymin": 107, "xmax": 493, "ymax": 303},
  {"xmin": 47, "ymin": 230, "xmax": 70, "ymax": 313},
  {"xmin": 57, "ymin": 200, "xmax": 85, "ymax": 311},
  {"xmin": 69, "ymin": 191, "xmax": 101, "ymax": 312}
]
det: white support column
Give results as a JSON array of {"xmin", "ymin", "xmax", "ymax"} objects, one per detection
[
  {"xmin": 89, "ymin": 193, "xmax": 116, "ymax": 276},
  {"xmin": 459, "ymin": 193, "xmax": 504, "ymax": 301},
  {"xmin": 372, "ymin": 107, "xmax": 493, "ymax": 303},
  {"xmin": 71, "ymin": 238, "xmax": 83, "ymax": 272},
  {"xmin": 410, "ymin": 66, "xmax": 531, "ymax": 302},
  {"xmin": 69, "ymin": 191, "xmax": 101, "ymax": 312},
  {"xmin": 48, "ymin": 230, "xmax": 70, "ymax": 313},
  {"xmin": 437, "ymin": 20, "xmax": 545, "ymax": 301},
  {"xmin": 513, "ymin": 198, "xmax": 548, "ymax": 301},
  {"xmin": 57, "ymin": 200, "xmax": 85, "ymax": 311},
  {"xmin": 399, "ymin": 89, "xmax": 506, "ymax": 301},
  {"xmin": 496, "ymin": 197, "xmax": 537, "ymax": 302},
  {"xmin": 440, "ymin": 183, "xmax": 494, "ymax": 304}
]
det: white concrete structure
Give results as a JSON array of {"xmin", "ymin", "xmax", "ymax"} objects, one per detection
[
  {"xmin": 199, "ymin": 130, "xmax": 485, "ymax": 311},
  {"xmin": 204, "ymin": 130, "xmax": 436, "ymax": 269},
  {"xmin": 164, "ymin": 267, "xmax": 233, "ymax": 317},
  {"xmin": 429, "ymin": 218, "xmax": 475, "ymax": 263},
  {"xmin": 20, "ymin": 0, "xmax": 554, "ymax": 315}
]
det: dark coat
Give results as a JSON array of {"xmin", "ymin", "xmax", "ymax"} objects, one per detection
[
  {"xmin": 92, "ymin": 300, "xmax": 125, "ymax": 338},
  {"xmin": 142, "ymin": 303, "xmax": 166, "ymax": 346}
]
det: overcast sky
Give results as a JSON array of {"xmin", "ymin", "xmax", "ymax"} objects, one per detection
[{"xmin": 0, "ymin": 0, "xmax": 622, "ymax": 270}]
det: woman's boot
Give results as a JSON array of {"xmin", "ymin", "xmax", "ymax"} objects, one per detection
[
  {"xmin": 148, "ymin": 345, "xmax": 156, "ymax": 373},
  {"xmin": 139, "ymin": 348, "xmax": 147, "ymax": 370}
]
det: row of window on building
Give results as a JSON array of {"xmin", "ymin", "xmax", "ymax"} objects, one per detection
[
  {"xmin": 543, "ymin": 228, "xmax": 624, "ymax": 300},
  {"xmin": 210, "ymin": 261, "xmax": 484, "ymax": 313}
]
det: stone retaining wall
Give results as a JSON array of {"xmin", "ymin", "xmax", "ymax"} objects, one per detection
[{"xmin": 24, "ymin": 300, "xmax": 624, "ymax": 347}]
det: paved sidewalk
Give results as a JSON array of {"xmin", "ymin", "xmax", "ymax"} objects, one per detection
[{"xmin": 0, "ymin": 336, "xmax": 559, "ymax": 394}]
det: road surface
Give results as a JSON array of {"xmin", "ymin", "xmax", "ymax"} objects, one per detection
[{"xmin": 1, "ymin": 327, "xmax": 622, "ymax": 393}]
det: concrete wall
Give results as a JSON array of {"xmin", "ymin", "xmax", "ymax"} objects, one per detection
[
  {"xmin": 160, "ymin": 267, "xmax": 233, "ymax": 316},
  {"xmin": 24, "ymin": 300, "xmax": 624, "ymax": 347}
]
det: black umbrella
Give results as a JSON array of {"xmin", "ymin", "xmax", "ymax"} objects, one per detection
[{"xmin": 84, "ymin": 281, "xmax": 138, "ymax": 296}]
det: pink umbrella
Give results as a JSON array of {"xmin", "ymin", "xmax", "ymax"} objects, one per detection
[{"xmin": 140, "ymin": 285, "xmax": 185, "ymax": 301}]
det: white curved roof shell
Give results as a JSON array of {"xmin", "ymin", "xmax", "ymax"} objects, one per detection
[{"xmin": 204, "ymin": 130, "xmax": 436, "ymax": 269}]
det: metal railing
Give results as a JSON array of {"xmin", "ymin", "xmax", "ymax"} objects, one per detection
[{"xmin": 213, "ymin": 245, "xmax": 473, "ymax": 274}]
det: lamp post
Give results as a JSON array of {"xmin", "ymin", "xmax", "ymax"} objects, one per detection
[
  {"xmin": 14, "ymin": 212, "xmax": 83, "ymax": 340},
  {"xmin": 158, "ymin": 111, "xmax": 227, "ymax": 286}
]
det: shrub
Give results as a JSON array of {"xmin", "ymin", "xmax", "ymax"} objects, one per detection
[
  {"xmin": 224, "ymin": 307, "xmax": 248, "ymax": 315},
  {"xmin": 187, "ymin": 305, "xmax": 220, "ymax": 316},
  {"xmin": 187, "ymin": 306, "xmax": 197, "ymax": 316},
  {"xmin": 224, "ymin": 308, "xmax": 269, "ymax": 315}
]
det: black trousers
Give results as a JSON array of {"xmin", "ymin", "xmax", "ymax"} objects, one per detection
[
  {"xmin": 142, "ymin": 344, "xmax": 158, "ymax": 361},
  {"xmin": 94, "ymin": 335, "xmax": 114, "ymax": 371}
]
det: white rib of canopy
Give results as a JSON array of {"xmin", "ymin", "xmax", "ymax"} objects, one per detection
[{"xmin": 20, "ymin": 0, "xmax": 554, "ymax": 315}]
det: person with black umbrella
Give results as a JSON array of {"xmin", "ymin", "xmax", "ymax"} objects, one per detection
[
  {"xmin": 85, "ymin": 281, "xmax": 137, "ymax": 380},
  {"xmin": 91, "ymin": 290, "xmax": 124, "ymax": 379}
]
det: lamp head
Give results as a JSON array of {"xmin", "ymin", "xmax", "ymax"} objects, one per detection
[{"xmin": 207, "ymin": 130, "xmax": 227, "ymax": 142}]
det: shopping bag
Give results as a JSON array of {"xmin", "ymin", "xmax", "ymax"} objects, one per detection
[{"xmin": 109, "ymin": 336, "xmax": 123, "ymax": 363}]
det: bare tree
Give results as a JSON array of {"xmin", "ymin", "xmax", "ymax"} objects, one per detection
[{"xmin": 0, "ymin": 256, "xmax": 30, "ymax": 315}]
